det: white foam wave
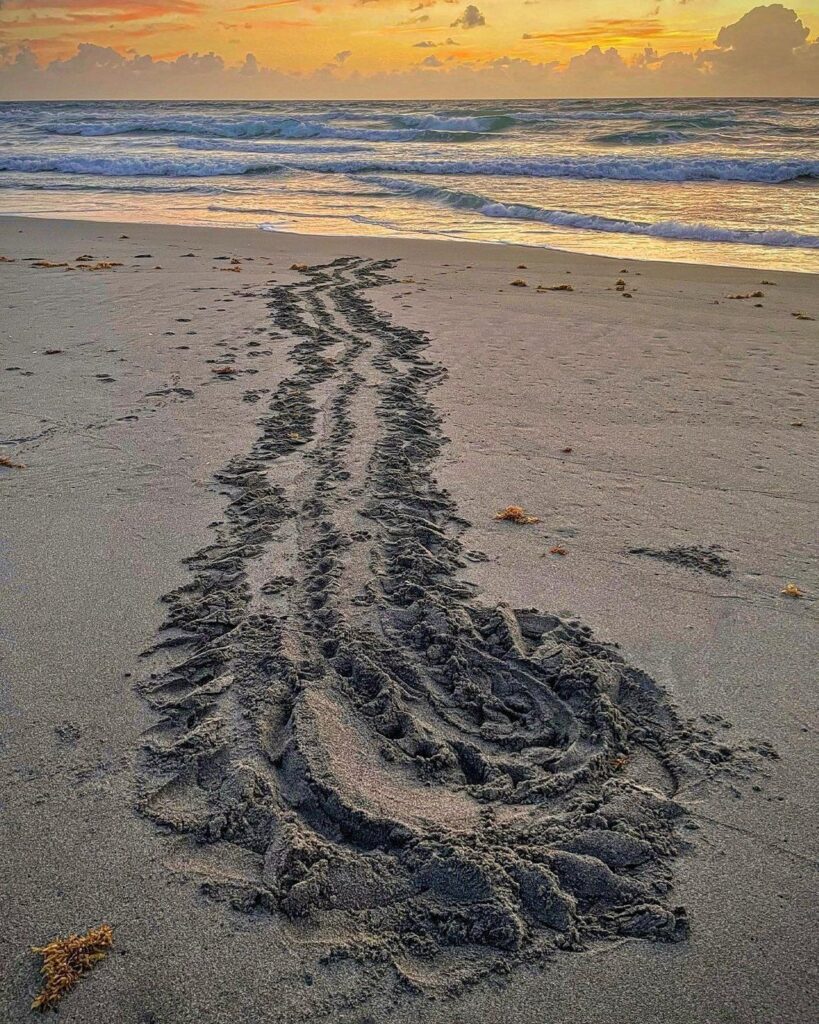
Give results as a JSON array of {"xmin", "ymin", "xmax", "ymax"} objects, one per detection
[
  {"xmin": 0, "ymin": 154, "xmax": 284, "ymax": 177},
  {"xmin": 394, "ymin": 107, "xmax": 738, "ymax": 128},
  {"xmin": 4, "ymin": 149, "xmax": 817, "ymax": 185},
  {"xmin": 591, "ymin": 129, "xmax": 690, "ymax": 146},
  {"xmin": 42, "ymin": 116, "xmax": 484, "ymax": 143},
  {"xmin": 295, "ymin": 155, "xmax": 818, "ymax": 184},
  {"xmin": 369, "ymin": 176, "xmax": 819, "ymax": 249},
  {"xmin": 393, "ymin": 113, "xmax": 515, "ymax": 132},
  {"xmin": 4, "ymin": 150, "xmax": 816, "ymax": 185},
  {"xmin": 42, "ymin": 113, "xmax": 337, "ymax": 138},
  {"xmin": 179, "ymin": 139, "xmax": 372, "ymax": 155}
]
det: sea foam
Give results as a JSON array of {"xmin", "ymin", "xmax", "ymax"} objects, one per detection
[{"xmin": 367, "ymin": 176, "xmax": 819, "ymax": 248}]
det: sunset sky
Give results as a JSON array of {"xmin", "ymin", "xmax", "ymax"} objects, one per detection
[{"xmin": 1, "ymin": 1, "xmax": 817, "ymax": 97}]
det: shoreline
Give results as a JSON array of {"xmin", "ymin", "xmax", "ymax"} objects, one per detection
[
  {"xmin": 2, "ymin": 209, "xmax": 818, "ymax": 275},
  {"xmin": 4, "ymin": 210, "xmax": 819, "ymax": 275},
  {"xmin": 1, "ymin": 215, "xmax": 816, "ymax": 1023}
]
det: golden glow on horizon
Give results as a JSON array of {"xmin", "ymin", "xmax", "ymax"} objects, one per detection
[{"xmin": 1, "ymin": 0, "xmax": 815, "ymax": 69}]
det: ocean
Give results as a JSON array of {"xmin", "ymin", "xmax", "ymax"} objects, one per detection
[{"xmin": 1, "ymin": 97, "xmax": 817, "ymax": 270}]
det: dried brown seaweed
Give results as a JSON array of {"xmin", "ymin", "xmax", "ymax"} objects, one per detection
[
  {"xmin": 31, "ymin": 924, "xmax": 113, "ymax": 1011},
  {"xmin": 494, "ymin": 505, "xmax": 539, "ymax": 525}
]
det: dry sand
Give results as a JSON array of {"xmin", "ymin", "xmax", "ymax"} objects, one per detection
[{"xmin": 0, "ymin": 215, "xmax": 816, "ymax": 1023}]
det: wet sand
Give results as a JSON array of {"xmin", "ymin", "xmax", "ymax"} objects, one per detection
[{"xmin": 0, "ymin": 215, "xmax": 816, "ymax": 1023}]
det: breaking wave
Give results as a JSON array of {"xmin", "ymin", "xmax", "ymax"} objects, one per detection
[
  {"xmin": 297, "ymin": 155, "xmax": 819, "ymax": 184},
  {"xmin": 591, "ymin": 129, "xmax": 691, "ymax": 146},
  {"xmin": 4, "ymin": 150, "xmax": 817, "ymax": 186},
  {"xmin": 392, "ymin": 112, "xmax": 519, "ymax": 132},
  {"xmin": 368, "ymin": 176, "xmax": 819, "ymax": 248},
  {"xmin": 42, "ymin": 116, "xmax": 490, "ymax": 143},
  {"xmin": 0, "ymin": 153, "xmax": 285, "ymax": 177}
]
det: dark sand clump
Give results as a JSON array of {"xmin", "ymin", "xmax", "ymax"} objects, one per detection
[
  {"xmin": 628, "ymin": 545, "xmax": 731, "ymax": 578},
  {"xmin": 138, "ymin": 258, "xmax": 765, "ymax": 995}
]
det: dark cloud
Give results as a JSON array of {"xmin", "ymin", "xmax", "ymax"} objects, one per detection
[
  {"xmin": 413, "ymin": 37, "xmax": 457, "ymax": 48},
  {"xmin": 411, "ymin": 1, "xmax": 458, "ymax": 9},
  {"xmin": 451, "ymin": 5, "xmax": 485, "ymax": 30},
  {"xmin": 714, "ymin": 2, "xmax": 809, "ymax": 59}
]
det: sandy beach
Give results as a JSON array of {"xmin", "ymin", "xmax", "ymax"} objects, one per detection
[{"xmin": 1, "ymin": 214, "xmax": 816, "ymax": 1023}]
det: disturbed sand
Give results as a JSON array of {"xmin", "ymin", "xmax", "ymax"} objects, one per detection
[{"xmin": 0, "ymin": 216, "xmax": 817, "ymax": 1023}]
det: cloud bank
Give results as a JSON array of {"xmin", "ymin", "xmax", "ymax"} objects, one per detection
[{"xmin": 0, "ymin": 3, "xmax": 817, "ymax": 98}]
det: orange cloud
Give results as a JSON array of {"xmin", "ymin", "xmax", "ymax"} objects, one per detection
[
  {"xmin": 1, "ymin": 0, "xmax": 817, "ymax": 93},
  {"xmin": 231, "ymin": 1, "xmax": 301, "ymax": 9},
  {"xmin": 3, "ymin": 0, "xmax": 202, "ymax": 11},
  {"xmin": 524, "ymin": 19, "xmax": 665, "ymax": 43},
  {"xmin": 0, "ymin": 0, "xmax": 203, "ymax": 34}
]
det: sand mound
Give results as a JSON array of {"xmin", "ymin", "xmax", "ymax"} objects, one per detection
[{"xmin": 629, "ymin": 544, "xmax": 731, "ymax": 578}]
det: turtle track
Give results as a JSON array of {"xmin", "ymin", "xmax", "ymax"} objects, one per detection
[{"xmin": 138, "ymin": 257, "xmax": 755, "ymax": 986}]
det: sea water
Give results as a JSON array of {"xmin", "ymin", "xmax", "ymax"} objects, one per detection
[{"xmin": 0, "ymin": 98, "xmax": 817, "ymax": 270}]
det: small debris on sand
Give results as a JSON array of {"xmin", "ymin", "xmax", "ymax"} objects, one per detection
[
  {"xmin": 510, "ymin": 279, "xmax": 527, "ymax": 287},
  {"xmin": 212, "ymin": 366, "xmax": 237, "ymax": 376},
  {"xmin": 31, "ymin": 923, "xmax": 113, "ymax": 1011},
  {"xmin": 622, "ymin": 292, "xmax": 633, "ymax": 298},
  {"xmin": 44, "ymin": 348, "xmax": 63, "ymax": 355},
  {"xmin": 0, "ymin": 455, "xmax": 26, "ymax": 469},
  {"xmin": 561, "ymin": 446, "xmax": 573, "ymax": 453},
  {"xmin": 537, "ymin": 284, "xmax": 573, "ymax": 292},
  {"xmin": 516, "ymin": 264, "xmax": 527, "ymax": 269},
  {"xmin": 77, "ymin": 261, "xmax": 123, "ymax": 271},
  {"xmin": 791, "ymin": 312, "xmax": 815, "ymax": 320},
  {"xmin": 0, "ymin": 255, "xmax": 16, "ymax": 262},
  {"xmin": 548, "ymin": 545, "xmax": 568, "ymax": 556},
  {"xmin": 494, "ymin": 505, "xmax": 540, "ymax": 524},
  {"xmin": 781, "ymin": 582, "xmax": 804, "ymax": 598},
  {"xmin": 761, "ymin": 280, "xmax": 777, "ymax": 285},
  {"xmin": 31, "ymin": 261, "xmax": 68, "ymax": 269},
  {"xmin": 727, "ymin": 291, "xmax": 764, "ymax": 299},
  {"xmin": 290, "ymin": 263, "xmax": 309, "ymax": 272}
]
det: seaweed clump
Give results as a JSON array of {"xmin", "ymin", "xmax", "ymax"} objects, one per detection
[
  {"xmin": 494, "ymin": 505, "xmax": 540, "ymax": 525},
  {"xmin": 31, "ymin": 923, "xmax": 113, "ymax": 1011}
]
